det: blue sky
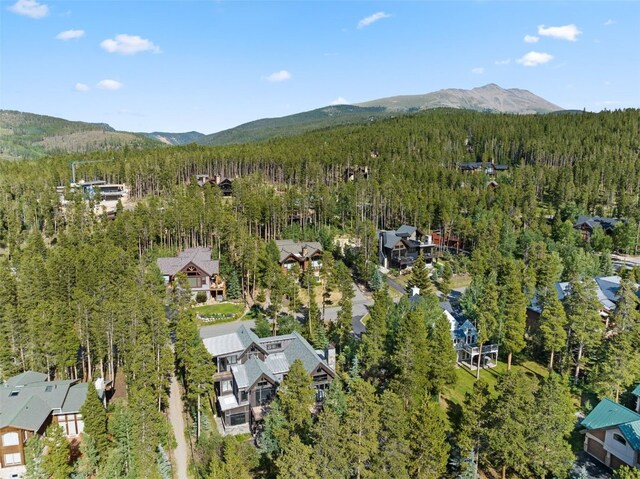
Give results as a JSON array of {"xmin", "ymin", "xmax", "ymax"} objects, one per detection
[{"xmin": 1, "ymin": 1, "xmax": 639, "ymax": 134}]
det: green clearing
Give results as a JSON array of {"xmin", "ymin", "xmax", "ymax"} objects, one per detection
[
  {"xmin": 194, "ymin": 303, "xmax": 245, "ymax": 325},
  {"xmin": 443, "ymin": 359, "xmax": 549, "ymax": 407}
]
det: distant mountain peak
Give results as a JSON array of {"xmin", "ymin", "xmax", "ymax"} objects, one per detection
[{"xmin": 356, "ymin": 84, "xmax": 562, "ymax": 114}]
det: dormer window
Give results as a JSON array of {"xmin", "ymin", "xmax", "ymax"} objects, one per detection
[
  {"xmin": 9, "ymin": 390, "xmax": 19, "ymax": 397},
  {"xmin": 612, "ymin": 433, "xmax": 627, "ymax": 446}
]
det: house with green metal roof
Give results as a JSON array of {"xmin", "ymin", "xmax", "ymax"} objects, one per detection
[
  {"xmin": 0, "ymin": 372, "xmax": 90, "ymax": 477},
  {"xmin": 202, "ymin": 325, "xmax": 335, "ymax": 432},
  {"xmin": 581, "ymin": 394, "xmax": 640, "ymax": 471}
]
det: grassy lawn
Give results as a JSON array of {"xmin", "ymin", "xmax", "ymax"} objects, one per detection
[
  {"xmin": 443, "ymin": 358, "xmax": 549, "ymax": 407},
  {"xmin": 450, "ymin": 273, "xmax": 472, "ymax": 289},
  {"xmin": 194, "ymin": 303, "xmax": 246, "ymax": 325}
]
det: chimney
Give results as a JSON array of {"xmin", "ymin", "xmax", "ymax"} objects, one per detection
[
  {"xmin": 411, "ymin": 286, "xmax": 420, "ymax": 297},
  {"xmin": 325, "ymin": 344, "xmax": 336, "ymax": 371},
  {"xmin": 301, "ymin": 246, "xmax": 308, "ymax": 258}
]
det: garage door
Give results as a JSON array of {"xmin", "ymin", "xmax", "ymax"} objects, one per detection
[{"xmin": 586, "ymin": 438, "xmax": 607, "ymax": 464}]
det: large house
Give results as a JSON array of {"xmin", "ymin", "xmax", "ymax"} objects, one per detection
[
  {"xmin": 529, "ymin": 276, "xmax": 640, "ymax": 321},
  {"xmin": 202, "ymin": 325, "xmax": 335, "ymax": 430},
  {"xmin": 439, "ymin": 300, "xmax": 498, "ymax": 368},
  {"xmin": 0, "ymin": 372, "xmax": 90, "ymax": 479},
  {"xmin": 459, "ymin": 161, "xmax": 508, "ymax": 174},
  {"xmin": 378, "ymin": 225, "xmax": 437, "ymax": 270},
  {"xmin": 157, "ymin": 247, "xmax": 226, "ymax": 301},
  {"xmin": 581, "ymin": 387, "xmax": 640, "ymax": 470},
  {"xmin": 275, "ymin": 240, "xmax": 323, "ymax": 277},
  {"xmin": 574, "ymin": 215, "xmax": 620, "ymax": 241}
]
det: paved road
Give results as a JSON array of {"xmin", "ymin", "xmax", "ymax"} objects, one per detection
[
  {"xmin": 168, "ymin": 374, "xmax": 188, "ymax": 479},
  {"xmin": 386, "ymin": 276, "xmax": 406, "ymax": 295}
]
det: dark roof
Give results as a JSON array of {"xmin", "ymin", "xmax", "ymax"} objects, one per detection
[
  {"xmin": 581, "ymin": 398, "xmax": 640, "ymax": 431},
  {"xmin": 275, "ymin": 240, "xmax": 323, "ymax": 264},
  {"xmin": 157, "ymin": 247, "xmax": 220, "ymax": 276},
  {"xmin": 396, "ymin": 224, "xmax": 417, "ymax": 237},
  {"xmin": 574, "ymin": 215, "xmax": 619, "ymax": 232},
  {"xmin": 0, "ymin": 372, "xmax": 88, "ymax": 431},
  {"xmin": 459, "ymin": 162, "xmax": 508, "ymax": 171}
]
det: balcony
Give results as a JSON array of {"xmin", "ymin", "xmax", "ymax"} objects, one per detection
[{"xmin": 463, "ymin": 343, "xmax": 499, "ymax": 356}]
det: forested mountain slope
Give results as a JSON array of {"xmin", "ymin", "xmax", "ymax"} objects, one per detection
[
  {"xmin": 200, "ymin": 84, "xmax": 562, "ymax": 146},
  {"xmin": 0, "ymin": 110, "xmax": 160, "ymax": 160}
]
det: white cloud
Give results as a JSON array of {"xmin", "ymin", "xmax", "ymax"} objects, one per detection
[
  {"xmin": 330, "ymin": 97, "xmax": 349, "ymax": 105},
  {"xmin": 471, "ymin": 67, "xmax": 484, "ymax": 75},
  {"xmin": 56, "ymin": 29, "xmax": 85, "ymax": 40},
  {"xmin": 8, "ymin": 0, "xmax": 48, "ymax": 18},
  {"xmin": 537, "ymin": 24, "xmax": 581, "ymax": 41},
  {"xmin": 357, "ymin": 11, "xmax": 391, "ymax": 29},
  {"xmin": 494, "ymin": 59, "xmax": 511, "ymax": 65},
  {"xmin": 96, "ymin": 79, "xmax": 123, "ymax": 90},
  {"xmin": 604, "ymin": 19, "xmax": 615, "ymax": 27},
  {"xmin": 516, "ymin": 51, "xmax": 554, "ymax": 67},
  {"xmin": 264, "ymin": 70, "xmax": 291, "ymax": 83},
  {"xmin": 524, "ymin": 35, "xmax": 539, "ymax": 43},
  {"xmin": 74, "ymin": 83, "xmax": 90, "ymax": 92},
  {"xmin": 100, "ymin": 34, "xmax": 160, "ymax": 55}
]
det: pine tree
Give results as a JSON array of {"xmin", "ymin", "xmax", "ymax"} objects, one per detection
[
  {"xmin": 406, "ymin": 253, "xmax": 430, "ymax": 295},
  {"xmin": 220, "ymin": 438, "xmax": 252, "ymax": 479},
  {"xmin": 458, "ymin": 379, "xmax": 491, "ymax": 477},
  {"xmin": 564, "ymin": 278, "xmax": 603, "ymax": 381},
  {"xmin": 485, "ymin": 370, "xmax": 537, "ymax": 479},
  {"xmin": 499, "ymin": 261, "xmax": 527, "ymax": 370},
  {"xmin": 313, "ymin": 408, "xmax": 349, "ymax": 479},
  {"xmin": 591, "ymin": 333, "xmax": 640, "ymax": 401},
  {"xmin": 538, "ymin": 288, "xmax": 568, "ymax": 370},
  {"xmin": 392, "ymin": 307, "xmax": 429, "ymax": 406},
  {"xmin": 80, "ymin": 382, "xmax": 109, "ymax": 460},
  {"xmin": 275, "ymin": 436, "xmax": 319, "ymax": 479},
  {"xmin": 24, "ymin": 435, "xmax": 46, "ymax": 479},
  {"xmin": 407, "ymin": 396, "xmax": 450, "ymax": 479},
  {"xmin": 343, "ymin": 378, "xmax": 380, "ymax": 479},
  {"xmin": 374, "ymin": 390, "xmax": 410, "ymax": 479},
  {"xmin": 42, "ymin": 423, "xmax": 72, "ymax": 479},
  {"xmin": 426, "ymin": 313, "xmax": 457, "ymax": 397},
  {"xmin": 527, "ymin": 374, "xmax": 575, "ymax": 479},
  {"xmin": 475, "ymin": 272, "xmax": 499, "ymax": 379},
  {"xmin": 277, "ymin": 359, "xmax": 314, "ymax": 438},
  {"xmin": 360, "ymin": 286, "xmax": 392, "ymax": 379}
]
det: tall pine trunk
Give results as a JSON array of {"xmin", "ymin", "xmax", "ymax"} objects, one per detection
[{"xmin": 476, "ymin": 343, "xmax": 483, "ymax": 380}]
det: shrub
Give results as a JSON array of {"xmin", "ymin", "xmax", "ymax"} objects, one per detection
[{"xmin": 195, "ymin": 292, "xmax": 207, "ymax": 303}]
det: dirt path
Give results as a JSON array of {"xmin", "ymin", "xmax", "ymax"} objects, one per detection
[{"xmin": 168, "ymin": 375, "xmax": 189, "ymax": 479}]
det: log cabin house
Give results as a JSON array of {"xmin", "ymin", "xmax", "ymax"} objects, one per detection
[
  {"xmin": 275, "ymin": 240, "xmax": 323, "ymax": 278},
  {"xmin": 157, "ymin": 247, "xmax": 226, "ymax": 301}
]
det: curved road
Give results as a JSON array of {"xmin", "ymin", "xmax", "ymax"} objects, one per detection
[{"xmin": 168, "ymin": 374, "xmax": 189, "ymax": 479}]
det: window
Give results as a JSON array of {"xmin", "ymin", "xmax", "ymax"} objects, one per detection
[
  {"xmin": 266, "ymin": 342, "xmax": 282, "ymax": 351},
  {"xmin": 240, "ymin": 391, "xmax": 248, "ymax": 402},
  {"xmin": 313, "ymin": 373, "xmax": 328, "ymax": 383},
  {"xmin": 45, "ymin": 385, "xmax": 53, "ymax": 392},
  {"xmin": 9, "ymin": 391, "xmax": 19, "ymax": 397},
  {"xmin": 255, "ymin": 387, "xmax": 274, "ymax": 405},
  {"xmin": 612, "ymin": 433, "xmax": 627, "ymax": 446},
  {"xmin": 3, "ymin": 452, "xmax": 22, "ymax": 466},
  {"xmin": 221, "ymin": 380, "xmax": 232, "ymax": 393},
  {"xmin": 2, "ymin": 432, "xmax": 19, "ymax": 447},
  {"xmin": 315, "ymin": 383, "xmax": 330, "ymax": 402},
  {"xmin": 229, "ymin": 413, "xmax": 246, "ymax": 426},
  {"xmin": 227, "ymin": 355, "xmax": 237, "ymax": 365}
]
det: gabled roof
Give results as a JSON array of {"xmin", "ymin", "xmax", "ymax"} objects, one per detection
[
  {"xmin": 275, "ymin": 240, "xmax": 322, "ymax": 264},
  {"xmin": 553, "ymin": 275, "xmax": 638, "ymax": 312},
  {"xmin": 281, "ymin": 331, "xmax": 329, "ymax": 374},
  {"xmin": 632, "ymin": 384, "xmax": 640, "ymax": 397},
  {"xmin": 574, "ymin": 215, "xmax": 619, "ymax": 232},
  {"xmin": 157, "ymin": 247, "xmax": 220, "ymax": 277},
  {"xmin": 380, "ymin": 231, "xmax": 404, "ymax": 250},
  {"xmin": 618, "ymin": 420, "xmax": 640, "ymax": 451},
  {"xmin": 396, "ymin": 225, "xmax": 417, "ymax": 237},
  {"xmin": 581, "ymin": 398, "xmax": 640, "ymax": 431},
  {"xmin": 202, "ymin": 324, "xmax": 264, "ymax": 357},
  {"xmin": 0, "ymin": 372, "xmax": 88, "ymax": 431}
]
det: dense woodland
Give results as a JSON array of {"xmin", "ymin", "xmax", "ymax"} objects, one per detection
[{"xmin": 1, "ymin": 108, "xmax": 640, "ymax": 478}]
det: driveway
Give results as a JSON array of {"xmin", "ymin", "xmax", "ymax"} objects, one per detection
[
  {"xmin": 570, "ymin": 452, "xmax": 611, "ymax": 479},
  {"xmin": 323, "ymin": 282, "xmax": 373, "ymax": 337},
  {"xmin": 168, "ymin": 372, "xmax": 188, "ymax": 479}
]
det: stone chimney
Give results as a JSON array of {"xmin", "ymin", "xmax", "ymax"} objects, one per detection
[
  {"xmin": 325, "ymin": 343, "xmax": 336, "ymax": 371},
  {"xmin": 301, "ymin": 245, "xmax": 308, "ymax": 258}
]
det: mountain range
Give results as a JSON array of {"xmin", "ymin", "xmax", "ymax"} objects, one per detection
[{"xmin": 0, "ymin": 84, "xmax": 563, "ymax": 159}]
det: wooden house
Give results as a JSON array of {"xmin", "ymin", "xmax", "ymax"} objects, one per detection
[
  {"xmin": 202, "ymin": 325, "xmax": 335, "ymax": 430},
  {"xmin": 157, "ymin": 247, "xmax": 226, "ymax": 301},
  {"xmin": 574, "ymin": 215, "xmax": 620, "ymax": 241},
  {"xmin": 275, "ymin": 240, "xmax": 323, "ymax": 278},
  {"xmin": 378, "ymin": 225, "xmax": 437, "ymax": 270},
  {"xmin": 0, "ymin": 372, "xmax": 92, "ymax": 478}
]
